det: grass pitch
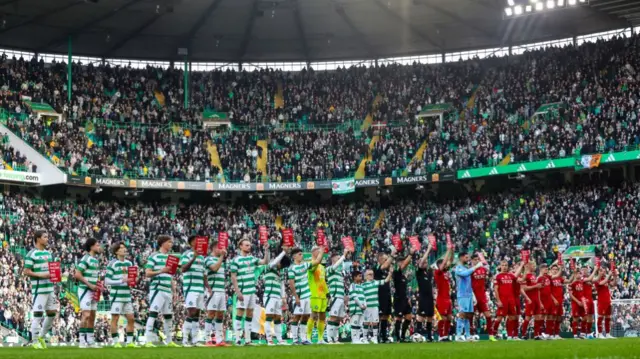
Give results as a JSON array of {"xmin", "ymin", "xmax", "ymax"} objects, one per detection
[{"xmin": 3, "ymin": 339, "xmax": 640, "ymax": 359}]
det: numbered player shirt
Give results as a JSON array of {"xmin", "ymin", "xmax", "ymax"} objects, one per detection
[
  {"xmin": 204, "ymin": 256, "xmax": 225, "ymax": 293},
  {"xmin": 230, "ymin": 254, "xmax": 259, "ymax": 295},
  {"xmin": 570, "ymin": 280, "xmax": 584, "ymax": 300},
  {"xmin": 348, "ymin": 283, "xmax": 365, "ymax": 314},
  {"xmin": 145, "ymin": 252, "xmax": 173, "ymax": 294},
  {"xmin": 179, "ymin": 250, "xmax": 205, "ymax": 294},
  {"xmin": 361, "ymin": 280, "xmax": 386, "ymax": 308},
  {"xmin": 77, "ymin": 253, "xmax": 100, "ymax": 292},
  {"xmin": 537, "ymin": 274, "xmax": 552, "ymax": 298},
  {"xmin": 493, "ymin": 272, "xmax": 516, "ymax": 301},
  {"xmin": 263, "ymin": 268, "xmax": 284, "ymax": 299},
  {"xmin": 327, "ymin": 262, "xmax": 345, "ymax": 299},
  {"xmin": 551, "ymin": 276, "xmax": 564, "ymax": 303},
  {"xmin": 24, "ymin": 249, "xmax": 54, "ymax": 295},
  {"xmin": 106, "ymin": 259, "xmax": 133, "ymax": 303},
  {"xmin": 434, "ymin": 269, "xmax": 451, "ymax": 299},
  {"xmin": 471, "ymin": 266, "xmax": 488, "ymax": 300},
  {"xmin": 288, "ymin": 262, "xmax": 312, "ymax": 300}
]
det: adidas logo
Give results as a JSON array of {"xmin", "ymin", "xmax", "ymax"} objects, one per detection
[
  {"xmin": 461, "ymin": 171, "xmax": 471, "ymax": 178},
  {"xmin": 489, "ymin": 168, "xmax": 498, "ymax": 175},
  {"xmin": 546, "ymin": 161, "xmax": 555, "ymax": 169},
  {"xmin": 517, "ymin": 164, "xmax": 527, "ymax": 172},
  {"xmin": 606, "ymin": 154, "xmax": 615, "ymax": 162}
]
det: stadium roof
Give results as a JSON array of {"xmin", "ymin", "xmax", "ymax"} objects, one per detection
[{"xmin": 0, "ymin": 0, "xmax": 635, "ymax": 63}]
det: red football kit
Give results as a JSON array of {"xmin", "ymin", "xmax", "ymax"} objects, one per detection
[
  {"xmin": 472, "ymin": 266, "xmax": 489, "ymax": 313},
  {"xmin": 434, "ymin": 269, "xmax": 452, "ymax": 316},
  {"xmin": 494, "ymin": 272, "xmax": 517, "ymax": 316},
  {"xmin": 595, "ymin": 280, "xmax": 612, "ymax": 316},
  {"xmin": 570, "ymin": 280, "xmax": 585, "ymax": 317},
  {"xmin": 551, "ymin": 276, "xmax": 564, "ymax": 316},
  {"xmin": 523, "ymin": 273, "xmax": 539, "ymax": 316},
  {"xmin": 582, "ymin": 280, "xmax": 595, "ymax": 315},
  {"xmin": 538, "ymin": 274, "xmax": 553, "ymax": 314},
  {"xmin": 513, "ymin": 275, "xmax": 522, "ymax": 313}
]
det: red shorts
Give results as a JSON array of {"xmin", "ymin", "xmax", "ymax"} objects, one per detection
[
  {"xmin": 571, "ymin": 301, "xmax": 585, "ymax": 317},
  {"xmin": 597, "ymin": 301, "xmax": 611, "ymax": 316},
  {"xmin": 496, "ymin": 298, "xmax": 517, "ymax": 317},
  {"xmin": 583, "ymin": 299, "xmax": 595, "ymax": 315},
  {"xmin": 524, "ymin": 300, "xmax": 539, "ymax": 317},
  {"xmin": 474, "ymin": 296, "xmax": 490, "ymax": 313},
  {"xmin": 436, "ymin": 298, "xmax": 452, "ymax": 316},
  {"xmin": 541, "ymin": 300, "xmax": 553, "ymax": 315},
  {"xmin": 551, "ymin": 303, "xmax": 563, "ymax": 316}
]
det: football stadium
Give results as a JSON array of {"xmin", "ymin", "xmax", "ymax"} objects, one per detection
[{"xmin": 0, "ymin": 0, "xmax": 639, "ymax": 358}]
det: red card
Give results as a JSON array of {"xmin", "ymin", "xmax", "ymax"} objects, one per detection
[
  {"xmin": 341, "ymin": 236, "xmax": 354, "ymax": 251},
  {"xmin": 316, "ymin": 228, "xmax": 327, "ymax": 246},
  {"xmin": 48, "ymin": 261, "xmax": 61, "ymax": 283},
  {"xmin": 217, "ymin": 232, "xmax": 229, "ymax": 250},
  {"xmin": 127, "ymin": 266, "xmax": 138, "ymax": 287},
  {"xmin": 409, "ymin": 236, "xmax": 421, "ymax": 251},
  {"xmin": 427, "ymin": 234, "xmax": 437, "ymax": 249},
  {"xmin": 282, "ymin": 228, "xmax": 294, "ymax": 247},
  {"xmin": 165, "ymin": 255, "xmax": 179, "ymax": 275},
  {"xmin": 195, "ymin": 236, "xmax": 209, "ymax": 256},
  {"xmin": 258, "ymin": 225, "xmax": 269, "ymax": 245},
  {"xmin": 521, "ymin": 250, "xmax": 530, "ymax": 264},
  {"xmin": 595, "ymin": 257, "xmax": 601, "ymax": 268},
  {"xmin": 477, "ymin": 252, "xmax": 488, "ymax": 265},
  {"xmin": 570, "ymin": 258, "xmax": 577, "ymax": 271},
  {"xmin": 392, "ymin": 234, "xmax": 402, "ymax": 251},
  {"xmin": 557, "ymin": 251, "xmax": 563, "ymax": 263},
  {"xmin": 92, "ymin": 280, "xmax": 103, "ymax": 301},
  {"xmin": 446, "ymin": 233, "xmax": 453, "ymax": 249}
]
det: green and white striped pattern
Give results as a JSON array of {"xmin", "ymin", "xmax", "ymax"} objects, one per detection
[
  {"xmin": 24, "ymin": 249, "xmax": 54, "ymax": 295},
  {"xmin": 327, "ymin": 264, "xmax": 345, "ymax": 298},
  {"xmin": 361, "ymin": 280, "xmax": 385, "ymax": 308},
  {"xmin": 348, "ymin": 283, "xmax": 365, "ymax": 314},
  {"xmin": 229, "ymin": 255, "xmax": 259, "ymax": 295},
  {"xmin": 204, "ymin": 256, "xmax": 225, "ymax": 293},
  {"xmin": 179, "ymin": 250, "xmax": 205, "ymax": 294},
  {"xmin": 145, "ymin": 252, "xmax": 172, "ymax": 294},
  {"xmin": 77, "ymin": 254, "xmax": 100, "ymax": 292},
  {"xmin": 288, "ymin": 263, "xmax": 311, "ymax": 300},
  {"xmin": 263, "ymin": 268, "xmax": 283, "ymax": 298},
  {"xmin": 106, "ymin": 259, "xmax": 133, "ymax": 303}
]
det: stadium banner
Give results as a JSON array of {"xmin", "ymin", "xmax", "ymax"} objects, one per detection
[
  {"xmin": 332, "ymin": 178, "xmax": 356, "ymax": 195},
  {"xmin": 66, "ymin": 172, "xmax": 453, "ymax": 192},
  {"xmin": 562, "ymin": 245, "xmax": 598, "ymax": 259},
  {"xmin": 0, "ymin": 170, "xmax": 41, "ymax": 184}
]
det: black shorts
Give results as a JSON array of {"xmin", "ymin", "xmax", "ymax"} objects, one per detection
[
  {"xmin": 378, "ymin": 293, "xmax": 392, "ymax": 316},
  {"xmin": 393, "ymin": 296, "xmax": 412, "ymax": 317},
  {"xmin": 418, "ymin": 295, "xmax": 434, "ymax": 318}
]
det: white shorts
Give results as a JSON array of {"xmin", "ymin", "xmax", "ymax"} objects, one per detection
[
  {"xmin": 32, "ymin": 292, "xmax": 58, "ymax": 312},
  {"xmin": 364, "ymin": 307, "xmax": 379, "ymax": 323},
  {"xmin": 79, "ymin": 289, "xmax": 97, "ymax": 311},
  {"xmin": 110, "ymin": 302, "xmax": 134, "ymax": 315},
  {"xmin": 149, "ymin": 290, "xmax": 173, "ymax": 315},
  {"xmin": 329, "ymin": 298, "xmax": 346, "ymax": 318},
  {"xmin": 350, "ymin": 313, "xmax": 363, "ymax": 327},
  {"xmin": 294, "ymin": 298, "xmax": 311, "ymax": 315},
  {"xmin": 265, "ymin": 297, "xmax": 283, "ymax": 316},
  {"xmin": 185, "ymin": 292, "xmax": 205, "ymax": 310},
  {"xmin": 236, "ymin": 294, "xmax": 257, "ymax": 310},
  {"xmin": 206, "ymin": 292, "xmax": 227, "ymax": 312}
]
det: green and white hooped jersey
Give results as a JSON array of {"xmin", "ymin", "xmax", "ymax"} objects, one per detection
[
  {"xmin": 327, "ymin": 264, "xmax": 345, "ymax": 298},
  {"xmin": 361, "ymin": 280, "xmax": 385, "ymax": 308},
  {"xmin": 180, "ymin": 250, "xmax": 205, "ymax": 294},
  {"xmin": 145, "ymin": 252, "xmax": 173, "ymax": 294},
  {"xmin": 229, "ymin": 254, "xmax": 259, "ymax": 295},
  {"xmin": 204, "ymin": 256, "xmax": 226, "ymax": 293},
  {"xmin": 77, "ymin": 253, "xmax": 100, "ymax": 292},
  {"xmin": 106, "ymin": 259, "xmax": 133, "ymax": 303},
  {"xmin": 263, "ymin": 268, "xmax": 283, "ymax": 298},
  {"xmin": 24, "ymin": 249, "xmax": 54, "ymax": 295},
  {"xmin": 348, "ymin": 283, "xmax": 365, "ymax": 314},
  {"xmin": 288, "ymin": 262, "xmax": 312, "ymax": 300}
]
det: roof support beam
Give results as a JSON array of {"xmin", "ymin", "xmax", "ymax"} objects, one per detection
[
  {"xmin": 0, "ymin": 0, "xmax": 84, "ymax": 35},
  {"xmin": 173, "ymin": 0, "xmax": 225, "ymax": 58},
  {"xmin": 332, "ymin": 2, "xmax": 376, "ymax": 57},
  {"xmin": 102, "ymin": 13, "xmax": 164, "ymax": 57},
  {"xmin": 292, "ymin": 0, "xmax": 310, "ymax": 62},
  {"xmin": 237, "ymin": 0, "xmax": 259, "ymax": 60},
  {"xmin": 413, "ymin": 0, "xmax": 497, "ymax": 41},
  {"xmin": 372, "ymin": 0, "xmax": 442, "ymax": 52},
  {"xmin": 36, "ymin": 0, "xmax": 140, "ymax": 52}
]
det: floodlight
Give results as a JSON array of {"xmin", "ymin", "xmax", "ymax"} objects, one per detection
[
  {"xmin": 535, "ymin": 2, "xmax": 544, "ymax": 10},
  {"xmin": 546, "ymin": 0, "xmax": 555, "ymax": 8},
  {"xmin": 568, "ymin": 0, "xmax": 577, "ymax": 4},
  {"xmin": 508, "ymin": 0, "xmax": 515, "ymax": 6},
  {"xmin": 525, "ymin": 5, "xmax": 533, "ymax": 11},
  {"xmin": 579, "ymin": 0, "xmax": 586, "ymax": 2},
  {"xmin": 514, "ymin": 5, "xmax": 523, "ymax": 14},
  {"xmin": 558, "ymin": 0, "xmax": 564, "ymax": 6},
  {"xmin": 505, "ymin": 7, "xmax": 514, "ymax": 16}
]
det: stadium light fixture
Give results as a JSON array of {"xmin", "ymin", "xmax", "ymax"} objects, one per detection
[
  {"xmin": 546, "ymin": 0, "xmax": 555, "ymax": 9},
  {"xmin": 579, "ymin": 0, "xmax": 586, "ymax": 2},
  {"xmin": 557, "ymin": 0, "xmax": 564, "ymax": 6},
  {"xmin": 514, "ymin": 5, "xmax": 523, "ymax": 14},
  {"xmin": 535, "ymin": 2, "xmax": 544, "ymax": 10},
  {"xmin": 508, "ymin": 0, "xmax": 515, "ymax": 6},
  {"xmin": 505, "ymin": 7, "xmax": 514, "ymax": 16},
  {"xmin": 525, "ymin": 5, "xmax": 533, "ymax": 12},
  {"xmin": 568, "ymin": 0, "xmax": 577, "ymax": 5}
]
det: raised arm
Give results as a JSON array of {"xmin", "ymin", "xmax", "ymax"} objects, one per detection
[
  {"xmin": 208, "ymin": 251, "xmax": 227, "ymax": 273},
  {"xmin": 418, "ymin": 244, "xmax": 433, "ymax": 269},
  {"xmin": 258, "ymin": 243, "xmax": 271, "ymax": 265},
  {"xmin": 269, "ymin": 250, "xmax": 287, "ymax": 269}
]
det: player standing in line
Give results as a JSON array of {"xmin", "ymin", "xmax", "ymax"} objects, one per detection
[
  {"xmin": 521, "ymin": 261, "xmax": 541, "ymax": 339},
  {"xmin": 511, "ymin": 262, "xmax": 525, "ymax": 339},
  {"xmin": 569, "ymin": 266, "xmax": 586, "ymax": 339},
  {"xmin": 288, "ymin": 248, "xmax": 322, "ymax": 344},
  {"xmin": 143, "ymin": 235, "xmax": 180, "ymax": 347},
  {"xmin": 326, "ymin": 249, "xmax": 349, "ymax": 344},
  {"xmin": 262, "ymin": 246, "xmax": 289, "ymax": 345},
  {"xmin": 416, "ymin": 243, "xmax": 435, "ymax": 342},
  {"xmin": 204, "ymin": 241, "xmax": 228, "ymax": 346},
  {"xmin": 74, "ymin": 237, "xmax": 103, "ymax": 348},
  {"xmin": 434, "ymin": 244, "xmax": 454, "ymax": 342},
  {"xmin": 581, "ymin": 265, "xmax": 599, "ymax": 337},
  {"xmin": 549, "ymin": 263, "xmax": 572, "ymax": 340},
  {"xmin": 392, "ymin": 247, "xmax": 416, "ymax": 343},
  {"xmin": 105, "ymin": 242, "xmax": 137, "ymax": 348},
  {"xmin": 492, "ymin": 260, "xmax": 520, "ymax": 340},
  {"xmin": 453, "ymin": 252, "xmax": 485, "ymax": 342},
  {"xmin": 470, "ymin": 253, "xmax": 495, "ymax": 341},
  {"xmin": 373, "ymin": 249, "xmax": 395, "ymax": 343},
  {"xmin": 230, "ymin": 238, "xmax": 270, "ymax": 346},
  {"xmin": 362, "ymin": 268, "xmax": 392, "ymax": 343},
  {"xmin": 537, "ymin": 264, "xmax": 553, "ymax": 339},
  {"xmin": 179, "ymin": 236, "xmax": 206, "ymax": 347},
  {"xmin": 594, "ymin": 266, "xmax": 615, "ymax": 339},
  {"xmin": 24, "ymin": 230, "xmax": 57, "ymax": 349},
  {"xmin": 348, "ymin": 271, "xmax": 367, "ymax": 344},
  {"xmin": 307, "ymin": 246, "xmax": 331, "ymax": 344}
]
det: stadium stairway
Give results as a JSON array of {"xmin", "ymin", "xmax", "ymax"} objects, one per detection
[
  {"xmin": 460, "ymin": 85, "xmax": 480, "ymax": 124},
  {"xmin": 499, "ymin": 153, "xmax": 511, "ymax": 166},
  {"xmin": 403, "ymin": 140, "xmax": 429, "ymax": 176},
  {"xmin": 256, "ymin": 139, "xmax": 268, "ymax": 180},
  {"xmin": 274, "ymin": 82, "xmax": 284, "ymax": 109},
  {"xmin": 355, "ymin": 135, "xmax": 380, "ymax": 179},
  {"xmin": 275, "ymin": 215, "xmax": 283, "ymax": 230},
  {"xmin": 206, "ymin": 141, "xmax": 225, "ymax": 183},
  {"xmin": 154, "ymin": 90, "xmax": 166, "ymax": 107},
  {"xmin": 360, "ymin": 94, "xmax": 383, "ymax": 131}
]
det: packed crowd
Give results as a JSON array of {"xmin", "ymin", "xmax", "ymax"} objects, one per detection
[{"xmin": 1, "ymin": 33, "xmax": 638, "ymax": 182}]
